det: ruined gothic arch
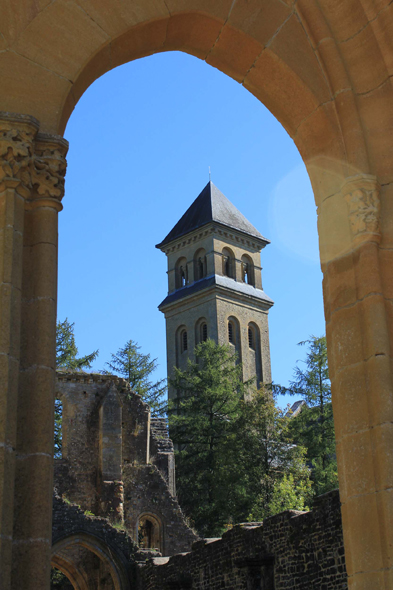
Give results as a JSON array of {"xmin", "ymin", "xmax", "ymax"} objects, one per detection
[
  {"xmin": 52, "ymin": 533, "xmax": 131, "ymax": 590},
  {"xmin": 1, "ymin": 2, "xmax": 393, "ymax": 588}
]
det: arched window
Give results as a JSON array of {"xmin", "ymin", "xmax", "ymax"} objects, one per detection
[
  {"xmin": 195, "ymin": 318, "xmax": 208, "ymax": 345},
  {"xmin": 180, "ymin": 266, "xmax": 186, "ymax": 286},
  {"xmin": 241, "ymin": 254, "xmax": 254, "ymax": 285},
  {"xmin": 228, "ymin": 321, "xmax": 234, "ymax": 344},
  {"xmin": 227, "ymin": 316, "xmax": 242, "ymax": 366},
  {"xmin": 175, "ymin": 257, "xmax": 188, "ymax": 289},
  {"xmin": 194, "ymin": 248, "xmax": 207, "ymax": 281},
  {"xmin": 138, "ymin": 514, "xmax": 162, "ymax": 552},
  {"xmin": 181, "ymin": 329, "xmax": 188, "ymax": 352},
  {"xmin": 248, "ymin": 327, "xmax": 255, "ymax": 350},
  {"xmin": 248, "ymin": 322, "xmax": 262, "ymax": 386},
  {"xmin": 222, "ymin": 247, "xmax": 235, "ymax": 279}
]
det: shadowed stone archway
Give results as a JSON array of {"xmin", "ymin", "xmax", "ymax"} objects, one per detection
[
  {"xmin": 1, "ymin": 2, "xmax": 393, "ymax": 588},
  {"xmin": 51, "ymin": 492, "xmax": 139, "ymax": 590}
]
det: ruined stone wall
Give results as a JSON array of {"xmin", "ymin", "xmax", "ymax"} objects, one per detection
[
  {"xmin": 123, "ymin": 463, "xmax": 197, "ymax": 557},
  {"xmin": 54, "ymin": 373, "xmax": 197, "ymax": 556},
  {"xmin": 150, "ymin": 418, "xmax": 176, "ymax": 497},
  {"xmin": 139, "ymin": 489, "xmax": 347, "ymax": 590}
]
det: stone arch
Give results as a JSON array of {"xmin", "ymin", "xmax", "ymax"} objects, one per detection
[
  {"xmin": 247, "ymin": 321, "xmax": 262, "ymax": 388},
  {"xmin": 193, "ymin": 248, "xmax": 207, "ymax": 281},
  {"xmin": 51, "ymin": 533, "xmax": 130, "ymax": 590},
  {"xmin": 175, "ymin": 256, "xmax": 188, "ymax": 289},
  {"xmin": 2, "ymin": 3, "xmax": 393, "ymax": 588},
  {"xmin": 137, "ymin": 513, "xmax": 163, "ymax": 554},
  {"xmin": 227, "ymin": 315, "xmax": 241, "ymax": 365},
  {"xmin": 241, "ymin": 253, "xmax": 254, "ymax": 286},
  {"xmin": 175, "ymin": 324, "xmax": 189, "ymax": 369},
  {"xmin": 195, "ymin": 317, "xmax": 208, "ymax": 345},
  {"xmin": 222, "ymin": 247, "xmax": 235, "ymax": 279}
]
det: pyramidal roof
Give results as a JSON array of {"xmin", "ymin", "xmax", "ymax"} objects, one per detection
[{"xmin": 156, "ymin": 181, "xmax": 269, "ymax": 249}]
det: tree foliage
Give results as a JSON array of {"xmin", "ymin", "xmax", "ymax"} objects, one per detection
[
  {"xmin": 238, "ymin": 389, "xmax": 312, "ymax": 522},
  {"xmin": 278, "ymin": 336, "xmax": 338, "ymax": 495},
  {"xmin": 56, "ymin": 318, "xmax": 98, "ymax": 371},
  {"xmin": 169, "ymin": 340, "xmax": 312, "ymax": 536},
  {"xmin": 105, "ymin": 339, "xmax": 166, "ymax": 416}
]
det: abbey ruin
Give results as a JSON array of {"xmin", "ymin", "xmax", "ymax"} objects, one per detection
[{"xmin": 1, "ymin": 0, "xmax": 393, "ymax": 588}]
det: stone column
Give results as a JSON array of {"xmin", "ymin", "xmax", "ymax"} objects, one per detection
[
  {"xmin": 322, "ymin": 174, "xmax": 393, "ymax": 588},
  {"xmin": 12, "ymin": 133, "xmax": 68, "ymax": 590},
  {"xmin": 0, "ymin": 113, "xmax": 39, "ymax": 590}
]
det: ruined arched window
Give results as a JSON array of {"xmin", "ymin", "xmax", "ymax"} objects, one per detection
[
  {"xmin": 222, "ymin": 247, "xmax": 235, "ymax": 279},
  {"xmin": 138, "ymin": 514, "xmax": 162, "ymax": 552},
  {"xmin": 194, "ymin": 248, "xmax": 207, "ymax": 281},
  {"xmin": 175, "ymin": 256, "xmax": 188, "ymax": 289},
  {"xmin": 241, "ymin": 254, "xmax": 254, "ymax": 285}
]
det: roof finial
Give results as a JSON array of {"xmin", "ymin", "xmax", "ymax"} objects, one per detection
[{"xmin": 209, "ymin": 166, "xmax": 211, "ymax": 182}]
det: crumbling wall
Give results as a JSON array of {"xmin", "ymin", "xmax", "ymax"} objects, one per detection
[
  {"xmin": 123, "ymin": 463, "xmax": 197, "ymax": 557},
  {"xmin": 54, "ymin": 373, "xmax": 197, "ymax": 556},
  {"xmin": 150, "ymin": 418, "xmax": 176, "ymax": 497},
  {"xmin": 139, "ymin": 489, "xmax": 347, "ymax": 590}
]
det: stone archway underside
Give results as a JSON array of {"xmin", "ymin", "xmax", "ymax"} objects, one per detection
[
  {"xmin": 1, "ymin": 2, "xmax": 393, "ymax": 589},
  {"xmin": 52, "ymin": 535, "xmax": 127, "ymax": 590}
]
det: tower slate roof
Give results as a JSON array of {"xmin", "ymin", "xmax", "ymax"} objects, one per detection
[{"xmin": 156, "ymin": 181, "xmax": 269, "ymax": 249}]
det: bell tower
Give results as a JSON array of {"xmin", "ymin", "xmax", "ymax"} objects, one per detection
[{"xmin": 156, "ymin": 182, "xmax": 274, "ymax": 399}]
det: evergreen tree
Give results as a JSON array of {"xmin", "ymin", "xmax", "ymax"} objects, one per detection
[
  {"xmin": 56, "ymin": 318, "xmax": 98, "ymax": 371},
  {"xmin": 168, "ymin": 339, "xmax": 248, "ymax": 536},
  {"xmin": 55, "ymin": 319, "xmax": 99, "ymax": 458},
  {"xmin": 105, "ymin": 339, "xmax": 166, "ymax": 416},
  {"xmin": 278, "ymin": 335, "xmax": 338, "ymax": 495},
  {"xmin": 168, "ymin": 341, "xmax": 312, "ymax": 536},
  {"xmin": 235, "ymin": 388, "xmax": 312, "ymax": 522}
]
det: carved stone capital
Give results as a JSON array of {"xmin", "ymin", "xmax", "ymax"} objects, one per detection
[
  {"xmin": 0, "ymin": 112, "xmax": 39, "ymax": 198},
  {"xmin": 28, "ymin": 133, "xmax": 69, "ymax": 210},
  {"xmin": 341, "ymin": 174, "xmax": 381, "ymax": 243}
]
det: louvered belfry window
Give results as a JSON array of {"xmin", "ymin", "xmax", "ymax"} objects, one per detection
[{"xmin": 228, "ymin": 322, "xmax": 234, "ymax": 343}]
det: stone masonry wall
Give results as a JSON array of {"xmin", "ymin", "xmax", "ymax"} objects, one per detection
[
  {"xmin": 123, "ymin": 463, "xmax": 197, "ymax": 557},
  {"xmin": 139, "ymin": 489, "xmax": 347, "ymax": 590},
  {"xmin": 54, "ymin": 373, "xmax": 197, "ymax": 556}
]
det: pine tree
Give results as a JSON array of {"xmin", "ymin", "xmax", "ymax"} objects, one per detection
[
  {"xmin": 56, "ymin": 318, "xmax": 98, "ymax": 371},
  {"xmin": 168, "ymin": 339, "xmax": 249, "ymax": 536},
  {"xmin": 105, "ymin": 339, "xmax": 166, "ymax": 416},
  {"xmin": 278, "ymin": 335, "xmax": 338, "ymax": 495},
  {"xmin": 168, "ymin": 340, "xmax": 312, "ymax": 535}
]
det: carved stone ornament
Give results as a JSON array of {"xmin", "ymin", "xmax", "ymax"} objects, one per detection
[
  {"xmin": 30, "ymin": 133, "xmax": 69, "ymax": 204},
  {"xmin": 0, "ymin": 113, "xmax": 69, "ymax": 208},
  {"xmin": 0, "ymin": 113, "xmax": 39, "ymax": 198},
  {"xmin": 341, "ymin": 174, "xmax": 381, "ymax": 239}
]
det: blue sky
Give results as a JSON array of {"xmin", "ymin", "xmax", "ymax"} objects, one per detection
[{"xmin": 59, "ymin": 51, "xmax": 325, "ymax": 408}]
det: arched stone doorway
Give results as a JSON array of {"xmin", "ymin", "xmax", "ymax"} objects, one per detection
[
  {"xmin": 1, "ymin": 3, "xmax": 393, "ymax": 589},
  {"xmin": 137, "ymin": 513, "xmax": 163, "ymax": 554},
  {"xmin": 51, "ymin": 534, "xmax": 130, "ymax": 590}
]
